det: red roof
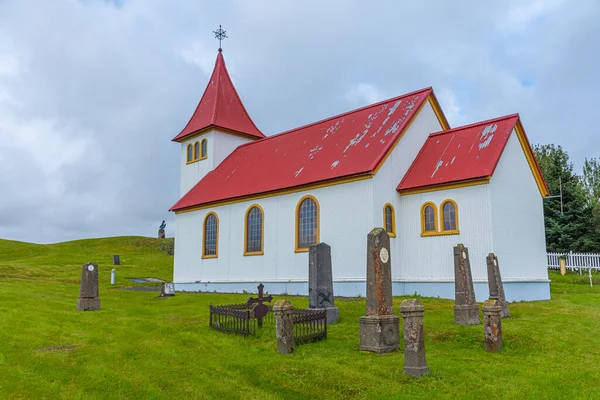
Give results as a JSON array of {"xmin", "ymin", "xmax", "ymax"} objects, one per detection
[
  {"xmin": 171, "ymin": 88, "xmax": 434, "ymax": 211},
  {"xmin": 398, "ymin": 114, "xmax": 547, "ymax": 193},
  {"xmin": 172, "ymin": 51, "xmax": 265, "ymax": 142}
]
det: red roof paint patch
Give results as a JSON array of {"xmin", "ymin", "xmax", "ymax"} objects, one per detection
[
  {"xmin": 171, "ymin": 88, "xmax": 433, "ymax": 211},
  {"xmin": 398, "ymin": 114, "xmax": 521, "ymax": 192},
  {"xmin": 172, "ymin": 51, "xmax": 265, "ymax": 142}
]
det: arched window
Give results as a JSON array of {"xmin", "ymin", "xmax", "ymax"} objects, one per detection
[
  {"xmin": 441, "ymin": 199, "xmax": 459, "ymax": 232},
  {"xmin": 421, "ymin": 202, "xmax": 438, "ymax": 235},
  {"xmin": 383, "ymin": 203, "xmax": 396, "ymax": 237},
  {"xmin": 194, "ymin": 141, "xmax": 200, "ymax": 160},
  {"xmin": 296, "ymin": 195, "xmax": 320, "ymax": 252},
  {"xmin": 245, "ymin": 205, "xmax": 264, "ymax": 255},
  {"xmin": 202, "ymin": 212, "xmax": 219, "ymax": 258},
  {"xmin": 201, "ymin": 139, "xmax": 208, "ymax": 159},
  {"xmin": 186, "ymin": 144, "xmax": 193, "ymax": 163}
]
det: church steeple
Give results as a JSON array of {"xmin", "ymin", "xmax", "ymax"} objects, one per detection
[{"xmin": 172, "ymin": 50, "xmax": 265, "ymax": 142}]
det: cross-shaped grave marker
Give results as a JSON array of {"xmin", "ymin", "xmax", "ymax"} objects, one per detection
[{"xmin": 247, "ymin": 283, "xmax": 273, "ymax": 328}]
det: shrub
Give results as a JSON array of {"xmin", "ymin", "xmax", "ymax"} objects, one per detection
[{"xmin": 160, "ymin": 239, "xmax": 174, "ymax": 256}]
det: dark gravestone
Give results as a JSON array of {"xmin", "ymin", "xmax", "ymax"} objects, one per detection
[
  {"xmin": 486, "ymin": 253, "xmax": 510, "ymax": 318},
  {"xmin": 308, "ymin": 243, "xmax": 339, "ymax": 324},
  {"xmin": 113, "ymin": 255, "xmax": 120, "ymax": 266},
  {"xmin": 77, "ymin": 262, "xmax": 100, "ymax": 311},
  {"xmin": 247, "ymin": 283, "xmax": 273, "ymax": 328},
  {"xmin": 482, "ymin": 299, "xmax": 502, "ymax": 352},
  {"xmin": 274, "ymin": 300, "xmax": 295, "ymax": 354},
  {"xmin": 400, "ymin": 299, "xmax": 429, "ymax": 378},
  {"xmin": 359, "ymin": 228, "xmax": 400, "ymax": 353},
  {"xmin": 453, "ymin": 244, "xmax": 480, "ymax": 325}
]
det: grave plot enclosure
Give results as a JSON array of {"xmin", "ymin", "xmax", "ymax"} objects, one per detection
[
  {"xmin": 209, "ymin": 302, "xmax": 274, "ymax": 336},
  {"xmin": 292, "ymin": 308, "xmax": 327, "ymax": 345}
]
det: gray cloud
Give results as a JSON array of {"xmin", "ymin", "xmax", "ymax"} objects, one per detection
[{"xmin": 0, "ymin": 0, "xmax": 598, "ymax": 243}]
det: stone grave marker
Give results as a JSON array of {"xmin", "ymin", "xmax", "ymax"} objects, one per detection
[
  {"xmin": 359, "ymin": 228, "xmax": 400, "ymax": 353},
  {"xmin": 482, "ymin": 299, "xmax": 502, "ymax": 352},
  {"xmin": 274, "ymin": 299, "xmax": 295, "ymax": 354},
  {"xmin": 308, "ymin": 242, "xmax": 339, "ymax": 324},
  {"xmin": 486, "ymin": 253, "xmax": 510, "ymax": 318},
  {"xmin": 453, "ymin": 244, "xmax": 480, "ymax": 325},
  {"xmin": 113, "ymin": 255, "xmax": 120, "ymax": 265},
  {"xmin": 159, "ymin": 282, "xmax": 175, "ymax": 297},
  {"xmin": 400, "ymin": 299, "xmax": 429, "ymax": 378},
  {"xmin": 77, "ymin": 262, "xmax": 100, "ymax": 311}
]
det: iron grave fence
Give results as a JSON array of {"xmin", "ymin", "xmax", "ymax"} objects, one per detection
[
  {"xmin": 291, "ymin": 308, "xmax": 327, "ymax": 345},
  {"xmin": 209, "ymin": 303, "xmax": 274, "ymax": 336}
]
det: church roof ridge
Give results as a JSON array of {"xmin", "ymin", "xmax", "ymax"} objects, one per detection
[
  {"xmin": 235, "ymin": 87, "xmax": 434, "ymax": 151},
  {"xmin": 428, "ymin": 113, "xmax": 520, "ymax": 137},
  {"xmin": 172, "ymin": 51, "xmax": 265, "ymax": 142}
]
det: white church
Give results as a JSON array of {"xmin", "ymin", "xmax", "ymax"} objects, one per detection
[{"xmin": 170, "ymin": 49, "xmax": 551, "ymax": 302}]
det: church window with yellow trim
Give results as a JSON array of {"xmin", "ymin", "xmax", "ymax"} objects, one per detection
[
  {"xmin": 201, "ymin": 138, "xmax": 208, "ymax": 159},
  {"xmin": 441, "ymin": 199, "xmax": 459, "ymax": 233},
  {"xmin": 383, "ymin": 203, "xmax": 396, "ymax": 237},
  {"xmin": 186, "ymin": 144, "xmax": 193, "ymax": 163},
  {"xmin": 202, "ymin": 212, "xmax": 219, "ymax": 258},
  {"xmin": 296, "ymin": 195, "xmax": 319, "ymax": 252},
  {"xmin": 194, "ymin": 141, "xmax": 200, "ymax": 160},
  {"xmin": 244, "ymin": 205, "xmax": 264, "ymax": 255},
  {"xmin": 421, "ymin": 202, "xmax": 438, "ymax": 235}
]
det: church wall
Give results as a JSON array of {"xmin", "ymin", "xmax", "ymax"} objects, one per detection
[
  {"xmin": 173, "ymin": 178, "xmax": 374, "ymax": 287},
  {"xmin": 396, "ymin": 184, "xmax": 493, "ymax": 285},
  {"xmin": 489, "ymin": 130, "xmax": 550, "ymax": 295},
  {"xmin": 371, "ymin": 100, "xmax": 445, "ymax": 280},
  {"xmin": 179, "ymin": 130, "xmax": 251, "ymax": 196}
]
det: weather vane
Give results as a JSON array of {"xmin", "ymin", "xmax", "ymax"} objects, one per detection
[{"xmin": 213, "ymin": 25, "xmax": 227, "ymax": 51}]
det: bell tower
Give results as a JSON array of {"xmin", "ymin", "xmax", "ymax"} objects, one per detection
[{"xmin": 172, "ymin": 26, "xmax": 265, "ymax": 196}]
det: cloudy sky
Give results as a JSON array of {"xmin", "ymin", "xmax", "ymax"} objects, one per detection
[{"xmin": 0, "ymin": 0, "xmax": 598, "ymax": 243}]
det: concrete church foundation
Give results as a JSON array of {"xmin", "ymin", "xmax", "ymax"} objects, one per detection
[{"xmin": 174, "ymin": 279, "xmax": 550, "ymax": 302}]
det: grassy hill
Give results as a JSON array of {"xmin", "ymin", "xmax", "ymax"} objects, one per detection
[
  {"xmin": 1, "ymin": 237, "xmax": 600, "ymax": 399},
  {"xmin": 0, "ymin": 236, "xmax": 173, "ymax": 285}
]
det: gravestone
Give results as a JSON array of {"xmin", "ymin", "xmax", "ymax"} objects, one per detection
[
  {"xmin": 112, "ymin": 255, "xmax": 120, "ymax": 265},
  {"xmin": 247, "ymin": 283, "xmax": 273, "ymax": 328},
  {"xmin": 453, "ymin": 244, "xmax": 480, "ymax": 325},
  {"xmin": 159, "ymin": 282, "xmax": 175, "ymax": 297},
  {"xmin": 274, "ymin": 300, "xmax": 295, "ymax": 354},
  {"xmin": 77, "ymin": 262, "xmax": 100, "ymax": 311},
  {"xmin": 482, "ymin": 299, "xmax": 502, "ymax": 352},
  {"xmin": 486, "ymin": 253, "xmax": 510, "ymax": 318},
  {"xmin": 308, "ymin": 242, "xmax": 339, "ymax": 324},
  {"xmin": 400, "ymin": 299, "xmax": 429, "ymax": 377},
  {"xmin": 359, "ymin": 228, "xmax": 400, "ymax": 353}
]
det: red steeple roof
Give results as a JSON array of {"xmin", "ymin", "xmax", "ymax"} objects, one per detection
[{"xmin": 172, "ymin": 50, "xmax": 265, "ymax": 142}]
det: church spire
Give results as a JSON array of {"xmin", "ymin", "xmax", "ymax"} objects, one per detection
[{"xmin": 172, "ymin": 30, "xmax": 264, "ymax": 142}]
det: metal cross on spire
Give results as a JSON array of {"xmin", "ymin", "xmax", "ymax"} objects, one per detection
[{"xmin": 213, "ymin": 25, "xmax": 227, "ymax": 51}]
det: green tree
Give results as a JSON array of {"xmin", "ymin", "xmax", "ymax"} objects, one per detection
[{"xmin": 533, "ymin": 144, "xmax": 592, "ymax": 252}]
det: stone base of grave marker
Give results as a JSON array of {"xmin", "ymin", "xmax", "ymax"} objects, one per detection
[
  {"xmin": 359, "ymin": 314, "xmax": 400, "ymax": 353},
  {"xmin": 322, "ymin": 307, "xmax": 339, "ymax": 325},
  {"xmin": 453, "ymin": 304, "xmax": 480, "ymax": 325},
  {"xmin": 76, "ymin": 297, "xmax": 100, "ymax": 311}
]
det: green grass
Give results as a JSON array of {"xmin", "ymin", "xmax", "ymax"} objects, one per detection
[{"xmin": 1, "ymin": 237, "xmax": 600, "ymax": 399}]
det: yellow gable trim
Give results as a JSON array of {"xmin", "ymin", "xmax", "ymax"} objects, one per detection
[
  {"xmin": 399, "ymin": 177, "xmax": 491, "ymax": 196},
  {"xmin": 514, "ymin": 122, "xmax": 550, "ymax": 197}
]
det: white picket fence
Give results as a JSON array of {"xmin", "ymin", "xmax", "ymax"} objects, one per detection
[{"xmin": 548, "ymin": 252, "xmax": 600, "ymax": 274}]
